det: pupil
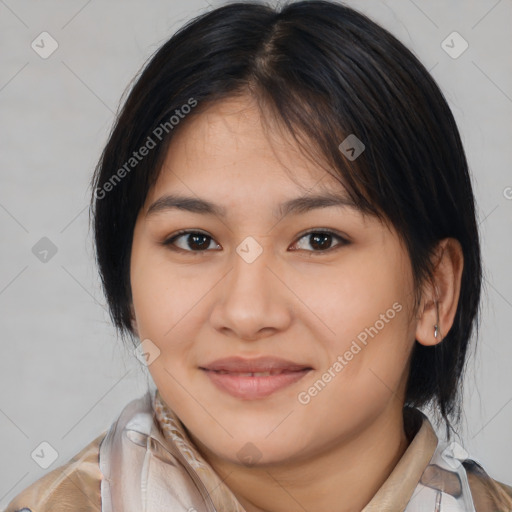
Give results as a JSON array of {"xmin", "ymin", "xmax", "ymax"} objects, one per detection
[
  {"xmin": 311, "ymin": 233, "xmax": 331, "ymax": 250},
  {"xmin": 189, "ymin": 234, "xmax": 209, "ymax": 250}
]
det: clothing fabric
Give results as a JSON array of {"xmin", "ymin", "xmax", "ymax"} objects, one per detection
[{"xmin": 5, "ymin": 388, "xmax": 512, "ymax": 512}]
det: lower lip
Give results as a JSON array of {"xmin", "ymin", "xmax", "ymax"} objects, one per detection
[{"xmin": 202, "ymin": 369, "xmax": 311, "ymax": 400}]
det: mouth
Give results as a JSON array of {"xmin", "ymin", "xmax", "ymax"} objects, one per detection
[
  {"xmin": 200, "ymin": 367, "xmax": 312, "ymax": 400},
  {"xmin": 206, "ymin": 369, "xmax": 307, "ymax": 376},
  {"xmin": 199, "ymin": 355, "xmax": 312, "ymax": 373}
]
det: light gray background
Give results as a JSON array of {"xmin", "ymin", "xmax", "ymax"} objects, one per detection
[{"xmin": 1, "ymin": 0, "xmax": 511, "ymax": 505}]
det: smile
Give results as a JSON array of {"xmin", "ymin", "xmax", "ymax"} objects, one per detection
[{"xmin": 201, "ymin": 368, "xmax": 312, "ymax": 400}]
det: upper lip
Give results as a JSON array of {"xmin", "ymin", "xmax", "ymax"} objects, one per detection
[{"xmin": 200, "ymin": 356, "xmax": 312, "ymax": 373}]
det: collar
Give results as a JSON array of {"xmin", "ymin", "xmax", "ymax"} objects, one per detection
[
  {"xmin": 153, "ymin": 389, "xmax": 245, "ymax": 511},
  {"xmin": 362, "ymin": 407, "xmax": 439, "ymax": 511}
]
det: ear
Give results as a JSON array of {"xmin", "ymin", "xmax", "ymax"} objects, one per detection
[
  {"xmin": 130, "ymin": 303, "xmax": 140, "ymax": 338},
  {"xmin": 415, "ymin": 238, "xmax": 464, "ymax": 347}
]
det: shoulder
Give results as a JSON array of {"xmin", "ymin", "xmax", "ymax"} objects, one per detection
[
  {"xmin": 463, "ymin": 459, "xmax": 512, "ymax": 512},
  {"xmin": 4, "ymin": 431, "xmax": 107, "ymax": 512}
]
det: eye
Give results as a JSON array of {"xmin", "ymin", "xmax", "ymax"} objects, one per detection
[
  {"xmin": 162, "ymin": 230, "xmax": 221, "ymax": 253},
  {"xmin": 162, "ymin": 228, "xmax": 349, "ymax": 254},
  {"xmin": 290, "ymin": 229, "xmax": 349, "ymax": 254}
]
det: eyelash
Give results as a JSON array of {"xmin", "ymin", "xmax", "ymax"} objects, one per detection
[{"xmin": 161, "ymin": 228, "xmax": 349, "ymax": 255}]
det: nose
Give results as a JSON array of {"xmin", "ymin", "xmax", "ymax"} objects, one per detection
[{"xmin": 209, "ymin": 239, "xmax": 293, "ymax": 341}]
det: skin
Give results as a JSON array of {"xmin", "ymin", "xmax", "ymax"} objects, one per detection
[{"xmin": 130, "ymin": 94, "xmax": 464, "ymax": 512}]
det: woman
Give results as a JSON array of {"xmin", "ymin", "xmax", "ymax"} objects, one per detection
[{"xmin": 6, "ymin": 1, "xmax": 512, "ymax": 511}]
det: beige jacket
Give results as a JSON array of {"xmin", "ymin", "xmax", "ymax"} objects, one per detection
[{"xmin": 5, "ymin": 389, "xmax": 512, "ymax": 512}]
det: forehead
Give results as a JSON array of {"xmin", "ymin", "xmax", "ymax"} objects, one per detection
[{"xmin": 149, "ymin": 95, "xmax": 347, "ymax": 203}]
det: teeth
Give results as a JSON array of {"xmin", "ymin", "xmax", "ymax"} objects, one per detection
[{"xmin": 215, "ymin": 370, "xmax": 290, "ymax": 376}]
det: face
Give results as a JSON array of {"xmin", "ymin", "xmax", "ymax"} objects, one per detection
[{"xmin": 130, "ymin": 95, "xmax": 418, "ymax": 467}]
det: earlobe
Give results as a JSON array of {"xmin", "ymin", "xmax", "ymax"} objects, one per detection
[
  {"xmin": 414, "ymin": 238, "xmax": 464, "ymax": 347},
  {"xmin": 415, "ymin": 295, "xmax": 443, "ymax": 347}
]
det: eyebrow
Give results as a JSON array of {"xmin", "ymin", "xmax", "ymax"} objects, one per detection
[{"xmin": 145, "ymin": 191, "xmax": 362, "ymax": 219}]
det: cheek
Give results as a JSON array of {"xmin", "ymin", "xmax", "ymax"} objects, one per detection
[
  {"xmin": 302, "ymin": 250, "xmax": 413, "ymax": 388},
  {"xmin": 303, "ymin": 312, "xmax": 412, "ymax": 427},
  {"xmin": 131, "ymin": 263, "xmax": 172, "ymax": 336},
  {"xmin": 130, "ymin": 252, "xmax": 208, "ymax": 383},
  {"xmin": 131, "ymin": 245, "xmax": 196, "ymax": 337},
  {"xmin": 131, "ymin": 260, "xmax": 198, "ymax": 405},
  {"xmin": 295, "ymin": 250, "xmax": 408, "ymax": 338}
]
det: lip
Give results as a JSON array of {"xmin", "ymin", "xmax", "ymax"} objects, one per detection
[
  {"xmin": 199, "ymin": 356, "xmax": 313, "ymax": 400},
  {"xmin": 202, "ymin": 368, "xmax": 312, "ymax": 400}
]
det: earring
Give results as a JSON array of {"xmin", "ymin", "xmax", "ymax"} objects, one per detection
[{"xmin": 433, "ymin": 299, "xmax": 440, "ymax": 339}]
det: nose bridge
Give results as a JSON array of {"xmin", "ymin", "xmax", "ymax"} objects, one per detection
[
  {"xmin": 229, "ymin": 234, "xmax": 274, "ymax": 300},
  {"xmin": 210, "ymin": 234, "xmax": 291, "ymax": 337}
]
